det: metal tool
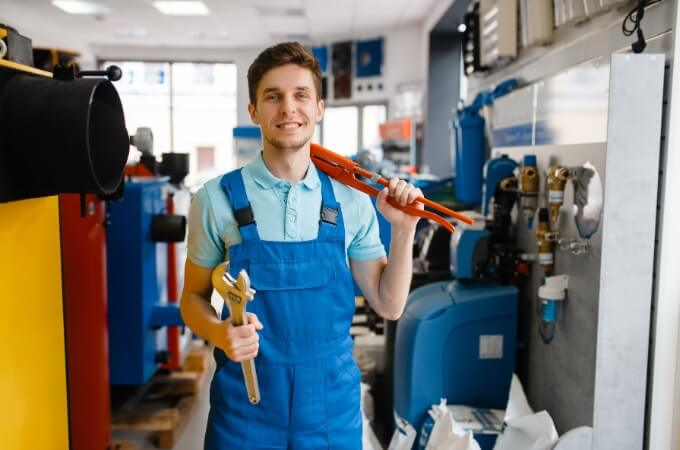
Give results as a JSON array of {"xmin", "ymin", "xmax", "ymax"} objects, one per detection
[
  {"xmin": 310, "ymin": 143, "xmax": 474, "ymax": 232},
  {"xmin": 211, "ymin": 263, "xmax": 260, "ymax": 405}
]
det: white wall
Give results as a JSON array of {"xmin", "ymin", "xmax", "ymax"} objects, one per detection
[{"xmin": 308, "ymin": 23, "xmax": 426, "ymax": 119}]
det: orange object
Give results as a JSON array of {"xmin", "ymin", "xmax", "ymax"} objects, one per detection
[
  {"xmin": 310, "ymin": 144, "xmax": 474, "ymax": 232},
  {"xmin": 379, "ymin": 118, "xmax": 413, "ymax": 141}
]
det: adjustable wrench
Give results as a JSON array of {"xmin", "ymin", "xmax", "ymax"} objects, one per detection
[{"xmin": 212, "ymin": 262, "xmax": 260, "ymax": 405}]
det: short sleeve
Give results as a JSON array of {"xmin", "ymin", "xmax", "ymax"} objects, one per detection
[
  {"xmin": 187, "ymin": 186, "xmax": 227, "ymax": 268},
  {"xmin": 347, "ymin": 192, "xmax": 387, "ymax": 261}
]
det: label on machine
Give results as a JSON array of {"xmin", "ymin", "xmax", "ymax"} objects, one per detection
[{"xmin": 479, "ymin": 335, "xmax": 504, "ymax": 359}]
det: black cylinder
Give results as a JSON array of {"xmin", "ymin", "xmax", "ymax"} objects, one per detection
[
  {"xmin": 150, "ymin": 214, "xmax": 186, "ymax": 243},
  {"xmin": 0, "ymin": 71, "xmax": 129, "ymax": 202},
  {"xmin": 160, "ymin": 152, "xmax": 189, "ymax": 185}
]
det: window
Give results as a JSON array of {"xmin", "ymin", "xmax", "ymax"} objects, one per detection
[
  {"xmin": 319, "ymin": 104, "xmax": 387, "ymax": 155},
  {"xmin": 362, "ymin": 104, "xmax": 387, "ymax": 149},
  {"xmin": 102, "ymin": 60, "xmax": 238, "ymax": 187},
  {"xmin": 322, "ymin": 106, "xmax": 358, "ymax": 156}
]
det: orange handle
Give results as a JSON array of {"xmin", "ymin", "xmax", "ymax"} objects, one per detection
[{"xmin": 353, "ymin": 166, "xmax": 473, "ymax": 225}]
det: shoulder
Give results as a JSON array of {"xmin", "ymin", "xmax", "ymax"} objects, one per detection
[
  {"xmin": 329, "ymin": 179, "xmax": 369, "ymax": 204},
  {"xmin": 329, "ymin": 179, "xmax": 376, "ymax": 223},
  {"xmin": 196, "ymin": 173, "xmax": 233, "ymax": 213}
]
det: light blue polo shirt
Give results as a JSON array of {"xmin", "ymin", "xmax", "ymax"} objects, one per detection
[{"xmin": 187, "ymin": 153, "xmax": 387, "ymax": 269}]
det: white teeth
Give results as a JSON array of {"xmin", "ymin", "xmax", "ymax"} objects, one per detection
[{"xmin": 278, "ymin": 123, "xmax": 300, "ymax": 129}]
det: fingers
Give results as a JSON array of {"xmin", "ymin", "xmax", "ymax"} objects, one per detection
[
  {"xmin": 231, "ymin": 341, "xmax": 259, "ymax": 361},
  {"xmin": 231, "ymin": 322, "xmax": 260, "ymax": 338},
  {"xmin": 215, "ymin": 319, "xmax": 261, "ymax": 362},
  {"xmin": 247, "ymin": 312, "xmax": 264, "ymax": 330},
  {"xmin": 377, "ymin": 185, "xmax": 389, "ymax": 207},
  {"xmin": 408, "ymin": 187, "xmax": 424, "ymax": 210},
  {"xmin": 384, "ymin": 177, "xmax": 421, "ymax": 207}
]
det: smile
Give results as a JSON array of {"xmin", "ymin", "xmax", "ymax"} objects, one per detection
[{"xmin": 276, "ymin": 122, "xmax": 303, "ymax": 129}]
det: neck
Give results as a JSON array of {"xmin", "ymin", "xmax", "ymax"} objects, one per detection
[{"xmin": 261, "ymin": 142, "xmax": 311, "ymax": 183}]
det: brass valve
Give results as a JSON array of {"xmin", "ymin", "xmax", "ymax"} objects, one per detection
[
  {"xmin": 536, "ymin": 208, "xmax": 558, "ymax": 275},
  {"xmin": 519, "ymin": 155, "xmax": 539, "ymax": 228},
  {"xmin": 546, "ymin": 165, "xmax": 570, "ymax": 227}
]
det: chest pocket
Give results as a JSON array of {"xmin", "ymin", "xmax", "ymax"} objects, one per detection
[
  {"xmin": 247, "ymin": 258, "xmax": 350, "ymax": 340},
  {"xmin": 248, "ymin": 258, "xmax": 334, "ymax": 291}
]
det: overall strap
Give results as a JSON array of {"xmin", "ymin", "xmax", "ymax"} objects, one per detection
[
  {"xmin": 317, "ymin": 170, "xmax": 345, "ymax": 241},
  {"xmin": 220, "ymin": 169, "xmax": 260, "ymax": 242}
]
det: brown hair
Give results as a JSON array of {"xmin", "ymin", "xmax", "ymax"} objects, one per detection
[{"xmin": 247, "ymin": 42, "xmax": 323, "ymax": 104}]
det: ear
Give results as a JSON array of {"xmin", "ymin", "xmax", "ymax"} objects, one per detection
[
  {"xmin": 248, "ymin": 103, "xmax": 259, "ymax": 124},
  {"xmin": 316, "ymin": 99, "xmax": 325, "ymax": 123}
]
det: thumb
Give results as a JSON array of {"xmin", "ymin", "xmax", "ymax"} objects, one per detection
[
  {"xmin": 247, "ymin": 312, "xmax": 264, "ymax": 330},
  {"xmin": 377, "ymin": 187, "xmax": 389, "ymax": 205}
]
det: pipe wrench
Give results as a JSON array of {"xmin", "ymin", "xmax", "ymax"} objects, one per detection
[
  {"xmin": 212, "ymin": 262, "xmax": 260, "ymax": 405},
  {"xmin": 310, "ymin": 143, "xmax": 474, "ymax": 232}
]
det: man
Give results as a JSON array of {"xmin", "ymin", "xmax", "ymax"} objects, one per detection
[{"xmin": 180, "ymin": 42, "xmax": 422, "ymax": 450}]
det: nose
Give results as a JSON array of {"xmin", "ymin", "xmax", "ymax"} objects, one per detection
[{"xmin": 279, "ymin": 94, "xmax": 296, "ymax": 116}]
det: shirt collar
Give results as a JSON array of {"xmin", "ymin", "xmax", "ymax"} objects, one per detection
[{"xmin": 247, "ymin": 151, "xmax": 320, "ymax": 191}]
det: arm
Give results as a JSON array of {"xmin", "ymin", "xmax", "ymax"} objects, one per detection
[
  {"xmin": 180, "ymin": 258, "xmax": 263, "ymax": 362},
  {"xmin": 350, "ymin": 179, "xmax": 422, "ymax": 321}
]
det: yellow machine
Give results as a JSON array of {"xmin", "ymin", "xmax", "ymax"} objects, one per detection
[
  {"xmin": 0, "ymin": 22, "xmax": 128, "ymax": 447},
  {"xmin": 0, "ymin": 56, "xmax": 70, "ymax": 450}
]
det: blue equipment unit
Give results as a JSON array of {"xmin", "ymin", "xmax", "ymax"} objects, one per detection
[
  {"xmin": 450, "ymin": 225, "xmax": 490, "ymax": 279},
  {"xmin": 482, "ymin": 155, "xmax": 518, "ymax": 216},
  {"xmin": 107, "ymin": 179, "xmax": 180, "ymax": 385},
  {"xmin": 452, "ymin": 79, "xmax": 518, "ymax": 206},
  {"xmin": 394, "ymin": 280, "xmax": 517, "ymax": 449},
  {"xmin": 453, "ymin": 99, "xmax": 486, "ymax": 205}
]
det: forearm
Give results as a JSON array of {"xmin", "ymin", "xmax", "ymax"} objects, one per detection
[
  {"xmin": 180, "ymin": 291, "xmax": 222, "ymax": 343},
  {"xmin": 376, "ymin": 225, "xmax": 415, "ymax": 320}
]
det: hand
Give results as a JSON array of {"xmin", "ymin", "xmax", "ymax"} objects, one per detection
[
  {"xmin": 376, "ymin": 177, "xmax": 423, "ymax": 231},
  {"xmin": 210, "ymin": 312, "xmax": 264, "ymax": 362}
]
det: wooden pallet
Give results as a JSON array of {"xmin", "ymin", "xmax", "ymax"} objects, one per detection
[
  {"xmin": 110, "ymin": 440, "xmax": 138, "ymax": 450},
  {"xmin": 111, "ymin": 345, "xmax": 212, "ymax": 449}
]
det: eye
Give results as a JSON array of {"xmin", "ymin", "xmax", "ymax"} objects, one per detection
[
  {"xmin": 296, "ymin": 92, "xmax": 310, "ymax": 99},
  {"xmin": 266, "ymin": 94, "xmax": 279, "ymax": 101}
]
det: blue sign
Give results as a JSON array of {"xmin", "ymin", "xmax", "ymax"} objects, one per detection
[{"xmin": 355, "ymin": 38, "xmax": 383, "ymax": 78}]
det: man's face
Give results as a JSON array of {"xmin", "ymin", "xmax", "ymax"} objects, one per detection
[{"xmin": 248, "ymin": 64, "xmax": 324, "ymax": 153}]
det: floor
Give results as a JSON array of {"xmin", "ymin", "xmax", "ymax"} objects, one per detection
[{"xmin": 111, "ymin": 357, "xmax": 215, "ymax": 450}]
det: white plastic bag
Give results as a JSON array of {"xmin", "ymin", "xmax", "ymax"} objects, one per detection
[
  {"xmin": 492, "ymin": 410, "xmax": 558, "ymax": 450},
  {"xmin": 504, "ymin": 374, "xmax": 534, "ymax": 422},
  {"xmin": 424, "ymin": 400, "xmax": 481, "ymax": 450},
  {"xmin": 388, "ymin": 411, "xmax": 417, "ymax": 450},
  {"xmin": 361, "ymin": 383, "xmax": 382, "ymax": 450}
]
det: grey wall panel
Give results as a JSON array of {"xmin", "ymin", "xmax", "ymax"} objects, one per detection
[
  {"xmin": 489, "ymin": 54, "xmax": 664, "ymax": 448},
  {"xmin": 424, "ymin": 32, "xmax": 461, "ymax": 177}
]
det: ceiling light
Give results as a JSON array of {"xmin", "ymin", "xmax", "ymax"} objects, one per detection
[
  {"xmin": 52, "ymin": 0, "xmax": 111, "ymax": 15},
  {"xmin": 153, "ymin": 1, "xmax": 209, "ymax": 16}
]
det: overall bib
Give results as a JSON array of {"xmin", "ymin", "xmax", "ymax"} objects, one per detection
[{"xmin": 205, "ymin": 168, "xmax": 362, "ymax": 450}]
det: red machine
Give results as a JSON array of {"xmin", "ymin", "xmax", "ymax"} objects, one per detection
[{"xmin": 59, "ymin": 193, "xmax": 111, "ymax": 450}]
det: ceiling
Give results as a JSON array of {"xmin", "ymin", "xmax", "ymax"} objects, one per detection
[{"xmin": 1, "ymin": 0, "xmax": 441, "ymax": 58}]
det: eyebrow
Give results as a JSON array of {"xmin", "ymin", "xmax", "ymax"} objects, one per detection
[{"xmin": 261, "ymin": 86, "xmax": 311, "ymax": 94}]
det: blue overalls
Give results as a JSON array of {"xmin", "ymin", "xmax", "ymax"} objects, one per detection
[{"xmin": 205, "ymin": 168, "xmax": 362, "ymax": 449}]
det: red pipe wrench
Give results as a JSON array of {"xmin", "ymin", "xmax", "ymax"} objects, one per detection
[{"xmin": 310, "ymin": 143, "xmax": 474, "ymax": 232}]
